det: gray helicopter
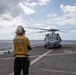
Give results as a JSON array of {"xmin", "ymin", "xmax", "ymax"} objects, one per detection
[
  {"xmin": 26, "ymin": 27, "xmax": 76, "ymax": 48},
  {"xmin": 26, "ymin": 27, "xmax": 62, "ymax": 48},
  {"xmin": 44, "ymin": 29, "xmax": 62, "ymax": 48}
]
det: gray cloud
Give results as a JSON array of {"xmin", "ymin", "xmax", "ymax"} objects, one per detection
[
  {"xmin": 0, "ymin": 1, "xmax": 17, "ymax": 16},
  {"xmin": 0, "ymin": 0, "xmax": 32, "ymax": 18}
]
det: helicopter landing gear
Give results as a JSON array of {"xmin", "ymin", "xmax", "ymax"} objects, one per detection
[
  {"xmin": 57, "ymin": 44, "xmax": 61, "ymax": 48},
  {"xmin": 44, "ymin": 44, "xmax": 61, "ymax": 49},
  {"xmin": 44, "ymin": 44, "xmax": 47, "ymax": 48}
]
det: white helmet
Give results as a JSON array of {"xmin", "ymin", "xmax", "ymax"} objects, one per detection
[{"xmin": 15, "ymin": 25, "xmax": 25, "ymax": 34}]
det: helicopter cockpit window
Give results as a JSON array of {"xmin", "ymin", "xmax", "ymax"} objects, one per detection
[
  {"xmin": 47, "ymin": 34, "xmax": 49, "ymax": 36},
  {"xmin": 56, "ymin": 33, "xmax": 62, "ymax": 42},
  {"xmin": 49, "ymin": 34, "xmax": 56, "ymax": 40}
]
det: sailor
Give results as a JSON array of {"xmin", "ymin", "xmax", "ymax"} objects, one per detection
[{"xmin": 13, "ymin": 25, "xmax": 32, "ymax": 75}]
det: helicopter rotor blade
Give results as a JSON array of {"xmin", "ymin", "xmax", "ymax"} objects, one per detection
[
  {"xmin": 27, "ymin": 30, "xmax": 48, "ymax": 34},
  {"xmin": 47, "ymin": 29, "xmax": 59, "ymax": 32},
  {"xmin": 25, "ymin": 26, "xmax": 76, "ymax": 34},
  {"xmin": 60, "ymin": 28, "xmax": 76, "ymax": 30},
  {"xmin": 36, "ymin": 30, "xmax": 50, "ymax": 32},
  {"xmin": 25, "ymin": 27, "xmax": 60, "ymax": 32},
  {"xmin": 25, "ymin": 27, "xmax": 48, "ymax": 31},
  {"xmin": 59, "ymin": 30, "xmax": 69, "ymax": 33},
  {"xmin": 59, "ymin": 28, "xmax": 76, "ymax": 33}
]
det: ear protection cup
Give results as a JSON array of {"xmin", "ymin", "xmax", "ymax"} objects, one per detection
[{"xmin": 22, "ymin": 28, "xmax": 25, "ymax": 34}]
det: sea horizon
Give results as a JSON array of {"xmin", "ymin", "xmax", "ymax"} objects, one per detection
[{"xmin": 0, "ymin": 40, "xmax": 76, "ymax": 44}]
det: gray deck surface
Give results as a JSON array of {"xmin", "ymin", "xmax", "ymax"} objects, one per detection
[{"xmin": 0, "ymin": 44, "xmax": 76, "ymax": 75}]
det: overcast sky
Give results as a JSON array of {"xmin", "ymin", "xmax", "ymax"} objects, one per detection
[{"xmin": 0, "ymin": 0, "xmax": 76, "ymax": 40}]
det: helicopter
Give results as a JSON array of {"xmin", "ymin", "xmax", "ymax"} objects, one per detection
[
  {"xmin": 26, "ymin": 27, "xmax": 63, "ymax": 48},
  {"xmin": 26, "ymin": 26, "xmax": 76, "ymax": 48},
  {"xmin": 44, "ymin": 29, "xmax": 62, "ymax": 48}
]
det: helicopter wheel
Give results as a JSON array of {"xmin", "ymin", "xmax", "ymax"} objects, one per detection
[
  {"xmin": 58, "ymin": 44, "xmax": 61, "ymax": 48},
  {"xmin": 44, "ymin": 44, "xmax": 47, "ymax": 48}
]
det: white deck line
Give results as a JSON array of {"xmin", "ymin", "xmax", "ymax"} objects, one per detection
[
  {"xmin": 1, "ymin": 50, "xmax": 76, "ymax": 60},
  {"xmin": 45, "ymin": 51, "xmax": 76, "ymax": 56},
  {"xmin": 40, "ymin": 68, "xmax": 76, "ymax": 74},
  {"xmin": 9, "ymin": 50, "xmax": 52, "ymax": 75}
]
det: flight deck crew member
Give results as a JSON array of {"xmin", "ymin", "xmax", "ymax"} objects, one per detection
[{"xmin": 13, "ymin": 25, "xmax": 32, "ymax": 75}]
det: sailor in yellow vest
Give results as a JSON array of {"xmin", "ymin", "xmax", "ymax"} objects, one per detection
[{"xmin": 13, "ymin": 25, "xmax": 32, "ymax": 75}]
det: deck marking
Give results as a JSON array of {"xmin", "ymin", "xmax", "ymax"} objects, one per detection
[
  {"xmin": 1, "ymin": 50, "xmax": 76, "ymax": 60},
  {"xmin": 30, "ymin": 50, "xmax": 52, "ymax": 65},
  {"xmin": 1, "ymin": 51, "xmax": 76, "ymax": 60},
  {"xmin": 64, "ymin": 50, "xmax": 73, "ymax": 53},
  {"xmin": 45, "ymin": 51, "xmax": 76, "ymax": 56},
  {"xmin": 0, "ymin": 57, "xmax": 14, "ymax": 60},
  {"xmin": 9, "ymin": 50, "xmax": 52, "ymax": 75},
  {"xmin": 40, "ymin": 68, "xmax": 76, "ymax": 74}
]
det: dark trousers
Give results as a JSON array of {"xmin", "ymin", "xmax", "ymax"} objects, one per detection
[{"xmin": 14, "ymin": 57, "xmax": 30, "ymax": 75}]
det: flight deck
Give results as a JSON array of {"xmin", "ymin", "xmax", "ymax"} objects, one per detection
[{"xmin": 0, "ymin": 44, "xmax": 76, "ymax": 75}]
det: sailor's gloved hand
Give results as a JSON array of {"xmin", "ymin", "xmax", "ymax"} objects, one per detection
[{"xmin": 27, "ymin": 46, "xmax": 32, "ymax": 50}]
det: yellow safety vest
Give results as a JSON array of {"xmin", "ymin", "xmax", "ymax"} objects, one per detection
[{"xmin": 13, "ymin": 35, "xmax": 31, "ymax": 57}]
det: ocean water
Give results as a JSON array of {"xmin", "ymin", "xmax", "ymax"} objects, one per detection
[
  {"xmin": 31, "ymin": 40, "xmax": 76, "ymax": 44},
  {"xmin": 30, "ymin": 40, "xmax": 44, "ymax": 45},
  {"xmin": 61, "ymin": 40, "xmax": 76, "ymax": 44},
  {"xmin": 0, "ymin": 40, "xmax": 76, "ymax": 55},
  {"xmin": 0, "ymin": 40, "xmax": 76, "ymax": 50}
]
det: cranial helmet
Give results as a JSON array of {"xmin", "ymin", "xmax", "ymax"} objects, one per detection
[{"xmin": 15, "ymin": 25, "xmax": 25, "ymax": 34}]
